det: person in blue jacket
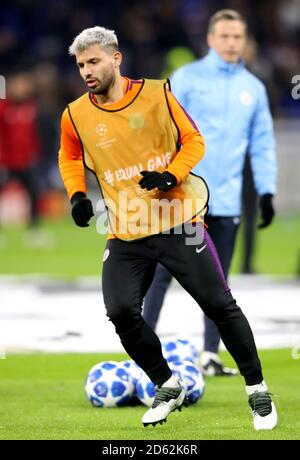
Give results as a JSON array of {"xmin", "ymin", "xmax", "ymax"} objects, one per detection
[{"xmin": 143, "ymin": 9, "xmax": 277, "ymax": 376}]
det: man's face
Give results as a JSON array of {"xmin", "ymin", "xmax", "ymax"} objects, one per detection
[
  {"xmin": 76, "ymin": 44, "xmax": 121, "ymax": 94},
  {"xmin": 207, "ymin": 19, "xmax": 247, "ymax": 63}
]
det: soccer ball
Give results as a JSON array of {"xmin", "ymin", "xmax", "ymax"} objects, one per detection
[
  {"xmin": 120, "ymin": 359, "xmax": 143, "ymax": 400},
  {"xmin": 121, "ymin": 360, "xmax": 143, "ymax": 387},
  {"xmin": 162, "ymin": 336, "xmax": 199, "ymax": 364},
  {"xmin": 136, "ymin": 366, "xmax": 182, "ymax": 407},
  {"xmin": 169, "ymin": 360, "xmax": 205, "ymax": 404},
  {"xmin": 85, "ymin": 360, "xmax": 134, "ymax": 407},
  {"xmin": 135, "ymin": 370, "xmax": 156, "ymax": 407}
]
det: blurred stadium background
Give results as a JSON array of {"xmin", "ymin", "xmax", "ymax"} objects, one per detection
[{"xmin": 0, "ymin": 0, "xmax": 300, "ymax": 440}]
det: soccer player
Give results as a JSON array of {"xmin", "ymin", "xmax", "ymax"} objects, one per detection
[
  {"xmin": 143, "ymin": 9, "xmax": 277, "ymax": 377},
  {"xmin": 58, "ymin": 26, "xmax": 277, "ymax": 429}
]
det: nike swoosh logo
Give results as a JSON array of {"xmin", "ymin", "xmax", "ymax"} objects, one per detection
[{"xmin": 196, "ymin": 244, "xmax": 207, "ymax": 254}]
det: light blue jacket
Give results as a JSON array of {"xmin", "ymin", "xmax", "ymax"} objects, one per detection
[{"xmin": 170, "ymin": 48, "xmax": 277, "ymax": 216}]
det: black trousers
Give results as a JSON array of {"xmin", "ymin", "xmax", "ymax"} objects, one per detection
[
  {"xmin": 241, "ymin": 153, "xmax": 257, "ymax": 274},
  {"xmin": 102, "ymin": 224, "xmax": 262, "ymax": 386},
  {"xmin": 143, "ymin": 216, "xmax": 240, "ymax": 353}
]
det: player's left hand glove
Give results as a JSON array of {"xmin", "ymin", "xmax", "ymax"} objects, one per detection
[
  {"xmin": 138, "ymin": 170, "xmax": 177, "ymax": 191},
  {"xmin": 257, "ymin": 193, "xmax": 275, "ymax": 229}
]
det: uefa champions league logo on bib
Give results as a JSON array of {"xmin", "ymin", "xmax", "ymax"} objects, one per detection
[{"xmin": 96, "ymin": 123, "xmax": 108, "ymax": 137}]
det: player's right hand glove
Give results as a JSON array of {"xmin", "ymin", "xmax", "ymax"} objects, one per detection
[{"xmin": 70, "ymin": 192, "xmax": 94, "ymax": 227}]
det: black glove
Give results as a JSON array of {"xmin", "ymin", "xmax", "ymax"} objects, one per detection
[
  {"xmin": 257, "ymin": 193, "xmax": 275, "ymax": 229},
  {"xmin": 70, "ymin": 191, "xmax": 94, "ymax": 227},
  {"xmin": 138, "ymin": 170, "xmax": 177, "ymax": 191}
]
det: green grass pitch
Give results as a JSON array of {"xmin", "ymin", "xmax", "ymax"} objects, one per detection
[
  {"xmin": 1, "ymin": 349, "xmax": 299, "ymax": 440},
  {"xmin": 0, "ymin": 214, "xmax": 299, "ymax": 277}
]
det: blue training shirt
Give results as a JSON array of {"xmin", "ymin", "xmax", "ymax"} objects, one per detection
[{"xmin": 170, "ymin": 48, "xmax": 277, "ymax": 216}]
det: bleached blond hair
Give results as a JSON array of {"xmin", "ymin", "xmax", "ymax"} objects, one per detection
[{"xmin": 69, "ymin": 26, "xmax": 118, "ymax": 56}]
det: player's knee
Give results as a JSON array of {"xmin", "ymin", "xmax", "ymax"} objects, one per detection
[
  {"xmin": 203, "ymin": 292, "xmax": 239, "ymax": 321},
  {"xmin": 106, "ymin": 302, "xmax": 142, "ymax": 332}
]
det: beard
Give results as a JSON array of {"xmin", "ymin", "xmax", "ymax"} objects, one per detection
[{"xmin": 86, "ymin": 64, "xmax": 116, "ymax": 96}]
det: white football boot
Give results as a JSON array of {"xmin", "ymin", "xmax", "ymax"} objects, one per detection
[
  {"xmin": 142, "ymin": 382, "xmax": 187, "ymax": 427},
  {"xmin": 247, "ymin": 381, "xmax": 278, "ymax": 430}
]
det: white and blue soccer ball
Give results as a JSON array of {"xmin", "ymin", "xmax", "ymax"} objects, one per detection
[
  {"xmin": 121, "ymin": 360, "xmax": 143, "ymax": 387},
  {"xmin": 135, "ymin": 370, "xmax": 156, "ymax": 407},
  {"xmin": 162, "ymin": 337, "xmax": 199, "ymax": 364},
  {"xmin": 85, "ymin": 360, "xmax": 134, "ymax": 408},
  {"xmin": 136, "ymin": 366, "xmax": 182, "ymax": 407},
  {"xmin": 169, "ymin": 360, "xmax": 205, "ymax": 404},
  {"xmin": 120, "ymin": 359, "xmax": 143, "ymax": 399}
]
